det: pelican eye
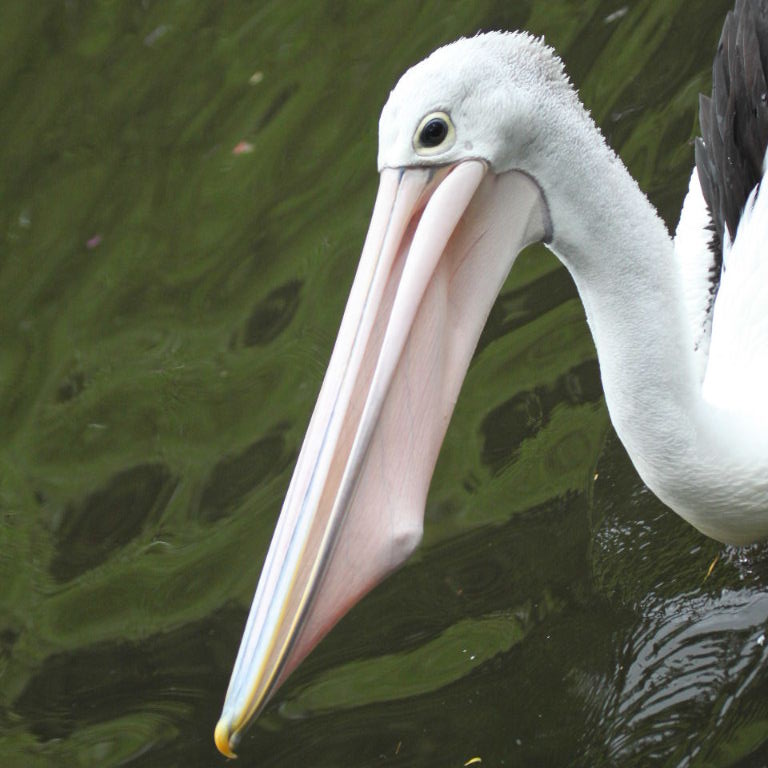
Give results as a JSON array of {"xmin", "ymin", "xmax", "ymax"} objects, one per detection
[
  {"xmin": 421, "ymin": 118, "xmax": 447, "ymax": 146},
  {"xmin": 414, "ymin": 111, "xmax": 455, "ymax": 155}
]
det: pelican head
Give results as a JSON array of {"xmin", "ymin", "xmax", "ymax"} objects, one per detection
[
  {"xmin": 378, "ymin": 31, "xmax": 578, "ymax": 175},
  {"xmin": 214, "ymin": 32, "xmax": 589, "ymax": 757}
]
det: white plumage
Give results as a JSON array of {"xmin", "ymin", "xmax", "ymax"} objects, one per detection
[
  {"xmin": 676, "ymin": 157, "xmax": 768, "ymax": 423},
  {"xmin": 703, "ymin": 169, "xmax": 768, "ymax": 419},
  {"xmin": 674, "ymin": 168, "xmax": 717, "ymax": 381}
]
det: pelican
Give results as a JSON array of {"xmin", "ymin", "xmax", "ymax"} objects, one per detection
[{"xmin": 216, "ymin": 0, "xmax": 768, "ymax": 756}]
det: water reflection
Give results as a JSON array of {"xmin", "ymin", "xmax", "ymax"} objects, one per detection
[
  {"xmin": 2, "ymin": 0, "xmax": 766, "ymax": 766},
  {"xmin": 585, "ymin": 441, "xmax": 768, "ymax": 766},
  {"xmin": 51, "ymin": 463, "xmax": 176, "ymax": 581}
]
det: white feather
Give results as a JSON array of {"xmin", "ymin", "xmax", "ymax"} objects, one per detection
[
  {"xmin": 673, "ymin": 167, "xmax": 717, "ymax": 381},
  {"xmin": 703, "ymin": 165, "xmax": 768, "ymax": 423}
]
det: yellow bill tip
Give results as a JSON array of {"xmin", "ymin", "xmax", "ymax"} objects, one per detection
[{"xmin": 214, "ymin": 719, "xmax": 238, "ymax": 759}]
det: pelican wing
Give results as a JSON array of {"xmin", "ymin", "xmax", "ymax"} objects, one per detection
[
  {"xmin": 702, "ymin": 176, "xmax": 768, "ymax": 414},
  {"xmin": 679, "ymin": 0, "xmax": 768, "ymax": 409}
]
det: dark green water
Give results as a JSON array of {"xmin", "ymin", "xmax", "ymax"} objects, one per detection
[{"xmin": 2, "ymin": 1, "xmax": 767, "ymax": 766}]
